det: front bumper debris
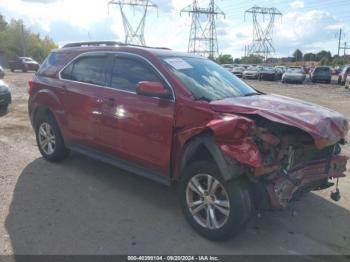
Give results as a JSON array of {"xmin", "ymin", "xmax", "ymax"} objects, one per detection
[{"xmin": 266, "ymin": 155, "xmax": 348, "ymax": 209}]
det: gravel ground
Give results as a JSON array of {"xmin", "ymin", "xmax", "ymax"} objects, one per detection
[{"xmin": 0, "ymin": 70, "xmax": 349, "ymax": 255}]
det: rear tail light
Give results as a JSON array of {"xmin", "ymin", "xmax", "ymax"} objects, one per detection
[{"xmin": 28, "ymin": 79, "xmax": 34, "ymax": 95}]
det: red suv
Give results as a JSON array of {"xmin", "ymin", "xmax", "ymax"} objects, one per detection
[{"xmin": 28, "ymin": 41, "xmax": 349, "ymax": 241}]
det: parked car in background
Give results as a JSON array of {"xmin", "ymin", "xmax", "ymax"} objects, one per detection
[
  {"xmin": 222, "ymin": 64, "xmax": 234, "ymax": 72},
  {"xmin": 338, "ymin": 65, "xmax": 350, "ymax": 86},
  {"xmin": 258, "ymin": 67, "xmax": 277, "ymax": 81},
  {"xmin": 345, "ymin": 75, "xmax": 350, "ymax": 89},
  {"xmin": 0, "ymin": 66, "xmax": 4, "ymax": 79},
  {"xmin": 232, "ymin": 66, "xmax": 245, "ymax": 78},
  {"xmin": 9, "ymin": 57, "xmax": 40, "ymax": 72},
  {"xmin": 275, "ymin": 66, "xmax": 286, "ymax": 74},
  {"xmin": 274, "ymin": 68, "xmax": 284, "ymax": 80},
  {"xmin": 242, "ymin": 66, "xmax": 262, "ymax": 79},
  {"xmin": 282, "ymin": 67, "xmax": 306, "ymax": 84},
  {"xmin": 331, "ymin": 67, "xmax": 339, "ymax": 75},
  {"xmin": 310, "ymin": 66, "xmax": 332, "ymax": 84},
  {"xmin": 304, "ymin": 66, "xmax": 312, "ymax": 74},
  {"xmin": 275, "ymin": 65, "xmax": 286, "ymax": 71},
  {"xmin": 0, "ymin": 80, "xmax": 11, "ymax": 110}
]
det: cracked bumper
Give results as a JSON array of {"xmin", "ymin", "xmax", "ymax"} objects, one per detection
[{"xmin": 266, "ymin": 155, "xmax": 348, "ymax": 209}]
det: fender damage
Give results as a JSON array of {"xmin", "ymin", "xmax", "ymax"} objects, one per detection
[
  {"xmin": 177, "ymin": 94, "xmax": 349, "ymax": 210},
  {"xmin": 207, "ymin": 113, "xmax": 348, "ymax": 209}
]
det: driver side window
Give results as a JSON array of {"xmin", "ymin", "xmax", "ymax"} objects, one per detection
[{"xmin": 111, "ymin": 57, "xmax": 160, "ymax": 92}]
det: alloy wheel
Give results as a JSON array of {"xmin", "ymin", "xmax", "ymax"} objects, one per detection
[
  {"xmin": 186, "ymin": 174, "xmax": 230, "ymax": 230},
  {"xmin": 38, "ymin": 122, "xmax": 56, "ymax": 155}
]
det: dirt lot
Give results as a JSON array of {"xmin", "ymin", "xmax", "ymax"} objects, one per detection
[{"xmin": 0, "ymin": 70, "xmax": 350, "ymax": 255}]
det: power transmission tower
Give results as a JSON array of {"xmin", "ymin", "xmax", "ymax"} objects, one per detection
[
  {"xmin": 181, "ymin": 0, "xmax": 225, "ymax": 59},
  {"xmin": 340, "ymin": 42, "xmax": 350, "ymax": 56},
  {"xmin": 245, "ymin": 6, "xmax": 282, "ymax": 60},
  {"xmin": 108, "ymin": 0, "xmax": 158, "ymax": 46}
]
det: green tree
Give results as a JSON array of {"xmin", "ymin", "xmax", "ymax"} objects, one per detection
[
  {"xmin": 293, "ymin": 49, "xmax": 303, "ymax": 61},
  {"xmin": 320, "ymin": 57, "xmax": 330, "ymax": 65},
  {"xmin": 303, "ymin": 52, "xmax": 316, "ymax": 61},
  {"xmin": 216, "ymin": 54, "xmax": 234, "ymax": 64},
  {"xmin": 240, "ymin": 55, "xmax": 263, "ymax": 64},
  {"xmin": 233, "ymin": 58, "xmax": 241, "ymax": 64},
  {"xmin": 0, "ymin": 15, "xmax": 8, "ymax": 52},
  {"xmin": 316, "ymin": 50, "xmax": 332, "ymax": 62},
  {"xmin": 0, "ymin": 15, "xmax": 58, "ymax": 65}
]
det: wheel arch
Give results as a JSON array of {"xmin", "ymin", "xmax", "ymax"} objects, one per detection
[
  {"xmin": 33, "ymin": 106, "xmax": 55, "ymax": 129},
  {"xmin": 30, "ymin": 87, "xmax": 67, "ymax": 131},
  {"xmin": 179, "ymin": 132, "xmax": 246, "ymax": 182}
]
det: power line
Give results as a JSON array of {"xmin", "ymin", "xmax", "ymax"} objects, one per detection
[
  {"xmin": 181, "ymin": 0, "xmax": 225, "ymax": 59},
  {"xmin": 245, "ymin": 6, "xmax": 282, "ymax": 60},
  {"xmin": 108, "ymin": 0, "xmax": 158, "ymax": 46}
]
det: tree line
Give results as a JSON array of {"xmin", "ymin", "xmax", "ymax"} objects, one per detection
[
  {"xmin": 216, "ymin": 50, "xmax": 350, "ymax": 66},
  {"xmin": 0, "ymin": 14, "xmax": 57, "ymax": 65},
  {"xmin": 292, "ymin": 49, "xmax": 350, "ymax": 66}
]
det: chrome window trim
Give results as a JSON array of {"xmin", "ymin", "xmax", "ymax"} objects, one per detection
[{"xmin": 58, "ymin": 51, "xmax": 176, "ymax": 101}]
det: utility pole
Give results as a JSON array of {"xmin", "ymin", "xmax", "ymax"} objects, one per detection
[
  {"xmin": 337, "ymin": 28, "xmax": 342, "ymax": 56},
  {"xmin": 108, "ymin": 0, "xmax": 158, "ymax": 46},
  {"xmin": 245, "ymin": 6, "xmax": 282, "ymax": 60},
  {"xmin": 20, "ymin": 22, "xmax": 26, "ymax": 57},
  {"xmin": 181, "ymin": 0, "xmax": 225, "ymax": 59}
]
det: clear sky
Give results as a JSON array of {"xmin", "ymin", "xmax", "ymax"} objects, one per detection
[{"xmin": 0, "ymin": 0, "xmax": 349, "ymax": 58}]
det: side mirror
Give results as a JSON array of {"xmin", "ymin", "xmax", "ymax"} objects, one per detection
[{"xmin": 136, "ymin": 81, "xmax": 171, "ymax": 99}]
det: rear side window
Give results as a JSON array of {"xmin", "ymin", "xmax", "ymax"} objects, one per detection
[
  {"xmin": 61, "ymin": 55, "xmax": 108, "ymax": 86},
  {"xmin": 315, "ymin": 67, "xmax": 330, "ymax": 73},
  {"xmin": 38, "ymin": 52, "xmax": 75, "ymax": 77},
  {"xmin": 111, "ymin": 57, "xmax": 160, "ymax": 92}
]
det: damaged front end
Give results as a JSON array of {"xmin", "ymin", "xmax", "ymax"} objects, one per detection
[{"xmin": 208, "ymin": 114, "xmax": 349, "ymax": 210}]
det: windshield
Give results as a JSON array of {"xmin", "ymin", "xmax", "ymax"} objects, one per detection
[
  {"xmin": 315, "ymin": 67, "xmax": 330, "ymax": 72},
  {"xmin": 161, "ymin": 56, "xmax": 258, "ymax": 101},
  {"xmin": 247, "ymin": 66, "xmax": 257, "ymax": 71}
]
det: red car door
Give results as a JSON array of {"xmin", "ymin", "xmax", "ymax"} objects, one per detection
[
  {"xmin": 59, "ymin": 53, "xmax": 109, "ymax": 149},
  {"xmin": 99, "ymin": 54, "xmax": 175, "ymax": 176}
]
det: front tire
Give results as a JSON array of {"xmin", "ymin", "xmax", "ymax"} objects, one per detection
[
  {"xmin": 179, "ymin": 161, "xmax": 253, "ymax": 241},
  {"xmin": 35, "ymin": 113, "xmax": 70, "ymax": 162}
]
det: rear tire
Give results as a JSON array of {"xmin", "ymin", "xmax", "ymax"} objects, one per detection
[
  {"xmin": 179, "ymin": 161, "xmax": 253, "ymax": 241},
  {"xmin": 35, "ymin": 113, "xmax": 70, "ymax": 162}
]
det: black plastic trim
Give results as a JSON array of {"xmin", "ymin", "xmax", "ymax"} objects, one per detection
[{"xmin": 68, "ymin": 144, "xmax": 171, "ymax": 186}]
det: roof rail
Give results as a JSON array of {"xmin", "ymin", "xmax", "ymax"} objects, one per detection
[
  {"xmin": 62, "ymin": 41, "xmax": 171, "ymax": 50},
  {"xmin": 125, "ymin": 43, "xmax": 171, "ymax": 50},
  {"xmin": 62, "ymin": 41, "xmax": 124, "ymax": 48}
]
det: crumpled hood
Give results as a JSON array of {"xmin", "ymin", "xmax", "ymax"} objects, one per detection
[{"xmin": 210, "ymin": 94, "xmax": 349, "ymax": 148}]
